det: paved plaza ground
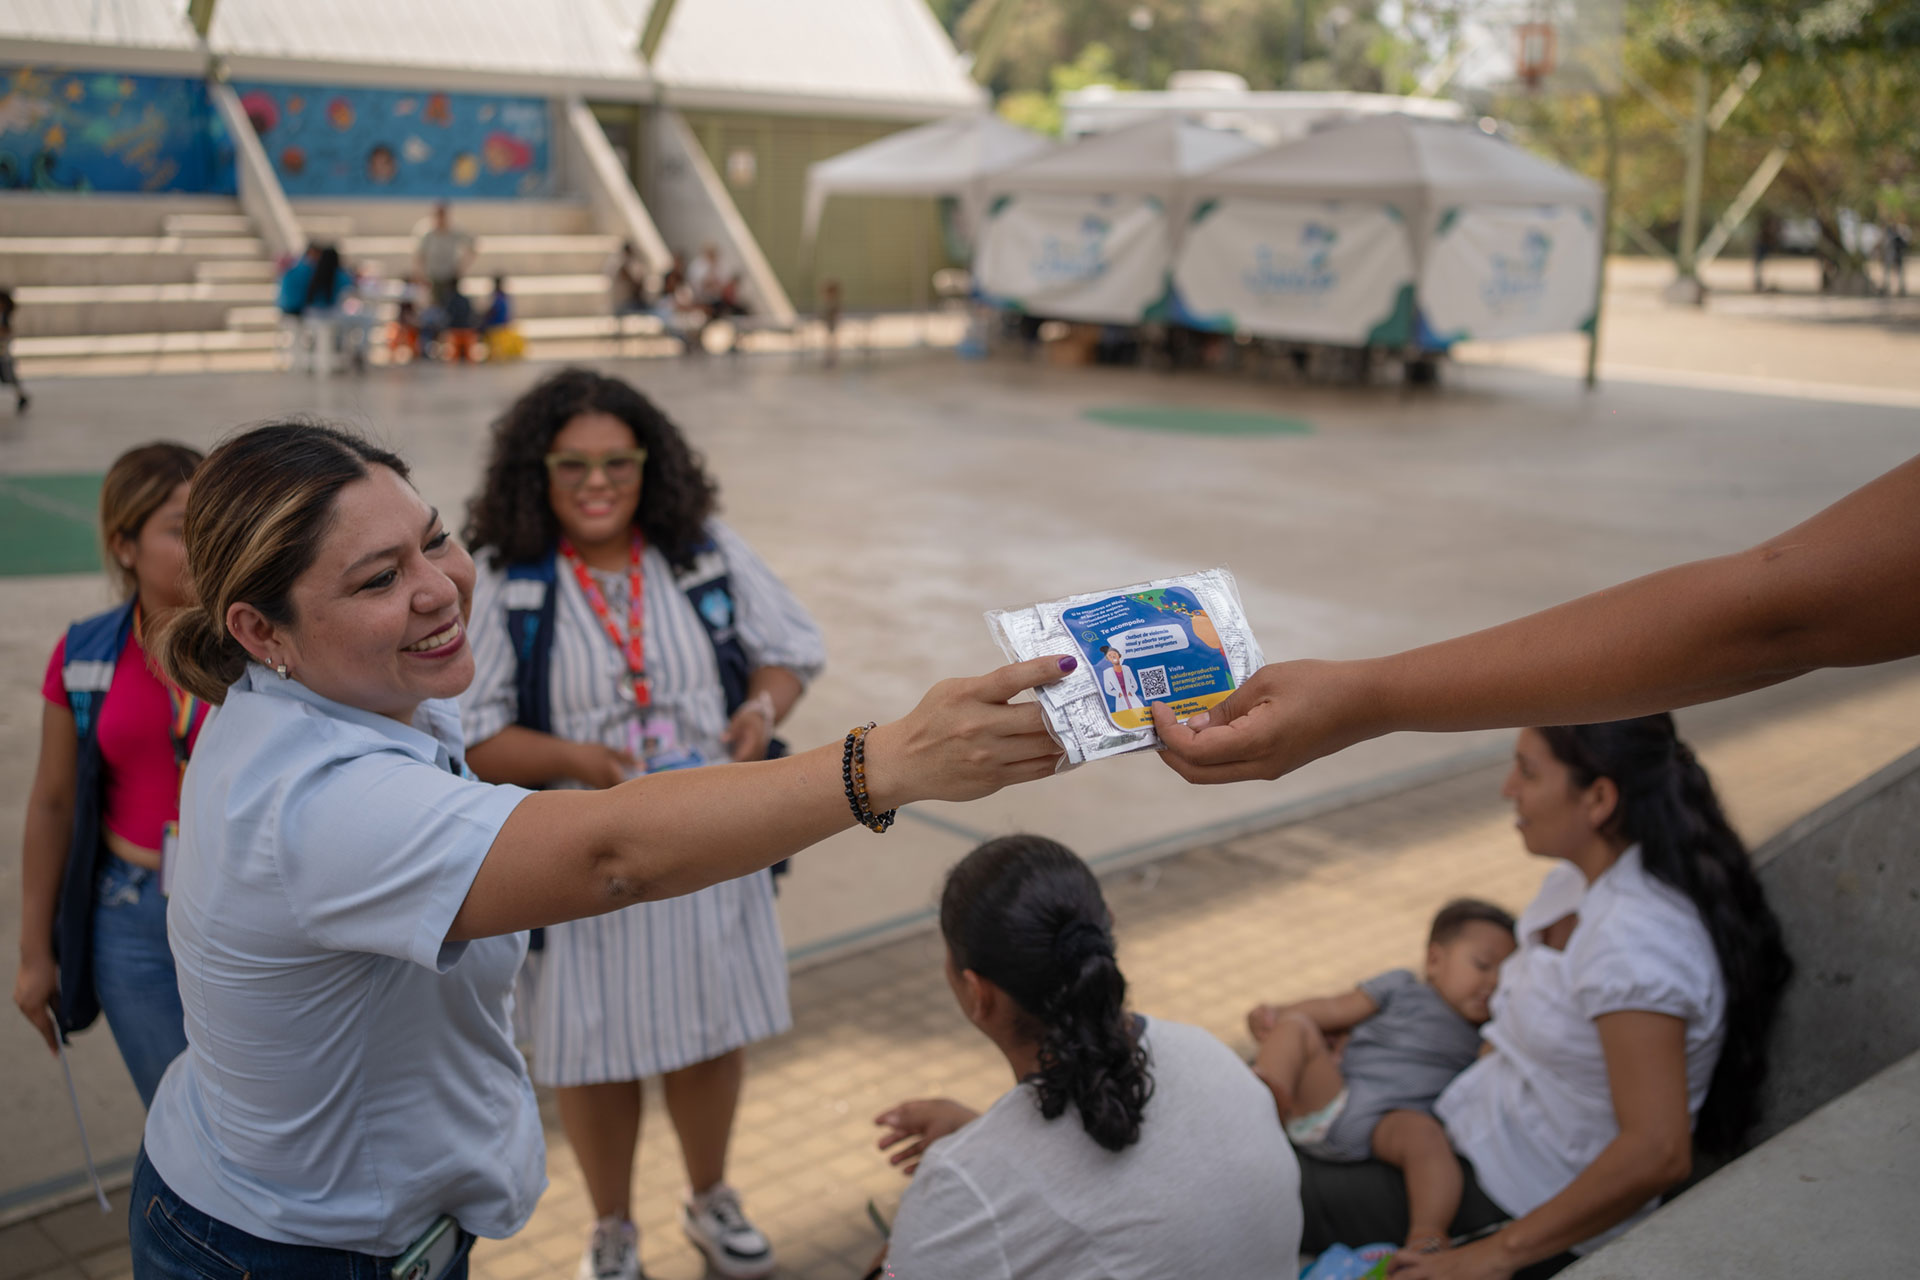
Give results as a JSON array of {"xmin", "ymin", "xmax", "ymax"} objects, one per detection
[{"xmin": 2, "ymin": 256, "xmax": 1917, "ymax": 1276}]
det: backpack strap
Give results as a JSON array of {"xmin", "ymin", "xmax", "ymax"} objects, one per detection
[
  {"xmin": 62, "ymin": 600, "xmax": 135, "ymax": 741},
  {"xmin": 674, "ymin": 537, "xmax": 753, "ymax": 718},
  {"xmin": 503, "ymin": 553, "xmax": 559, "ymax": 737}
]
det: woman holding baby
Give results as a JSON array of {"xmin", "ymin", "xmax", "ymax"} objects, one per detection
[{"xmin": 1256, "ymin": 716, "xmax": 1791, "ymax": 1279}]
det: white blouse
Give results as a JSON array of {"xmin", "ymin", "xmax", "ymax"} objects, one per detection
[{"xmin": 1436, "ymin": 845, "xmax": 1726, "ymax": 1252}]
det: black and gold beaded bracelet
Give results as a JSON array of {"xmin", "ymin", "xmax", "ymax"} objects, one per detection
[{"xmin": 841, "ymin": 722, "xmax": 897, "ymax": 833}]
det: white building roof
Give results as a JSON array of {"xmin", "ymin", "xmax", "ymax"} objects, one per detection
[
  {"xmin": 616, "ymin": 0, "xmax": 982, "ymax": 119},
  {"xmin": 0, "ymin": 0, "xmax": 200, "ymax": 72},
  {"xmin": 207, "ymin": 0, "xmax": 650, "ymax": 95}
]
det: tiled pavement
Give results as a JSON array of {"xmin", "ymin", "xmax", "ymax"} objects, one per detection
[{"xmin": 9, "ymin": 658, "xmax": 1919, "ymax": 1280}]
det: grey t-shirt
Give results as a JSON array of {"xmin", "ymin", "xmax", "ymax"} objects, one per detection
[
  {"xmin": 888, "ymin": 1018, "xmax": 1302, "ymax": 1279},
  {"xmin": 1320, "ymin": 968, "xmax": 1484, "ymax": 1161},
  {"xmin": 417, "ymin": 227, "xmax": 474, "ymax": 281}
]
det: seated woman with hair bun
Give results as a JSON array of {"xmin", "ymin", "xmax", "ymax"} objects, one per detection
[{"xmin": 873, "ymin": 835, "xmax": 1301, "ymax": 1280}]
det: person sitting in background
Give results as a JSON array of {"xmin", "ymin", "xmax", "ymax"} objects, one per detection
[
  {"xmin": 608, "ymin": 241, "xmax": 651, "ymax": 316},
  {"xmin": 1246, "ymin": 899, "xmax": 1517, "ymax": 1261},
  {"xmin": 872, "ymin": 834, "xmax": 1301, "ymax": 1280},
  {"xmin": 1303, "ymin": 718, "xmax": 1790, "ymax": 1280},
  {"xmin": 481, "ymin": 277, "xmax": 524, "ymax": 362}
]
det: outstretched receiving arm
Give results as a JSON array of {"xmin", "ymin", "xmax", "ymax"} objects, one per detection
[{"xmin": 1157, "ymin": 454, "xmax": 1920, "ymax": 785}]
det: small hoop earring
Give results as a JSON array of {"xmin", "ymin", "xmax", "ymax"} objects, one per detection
[{"xmin": 275, "ymin": 663, "xmax": 290, "ymax": 679}]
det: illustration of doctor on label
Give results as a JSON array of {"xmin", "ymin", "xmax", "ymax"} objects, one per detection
[{"xmin": 1063, "ymin": 585, "xmax": 1234, "ymax": 732}]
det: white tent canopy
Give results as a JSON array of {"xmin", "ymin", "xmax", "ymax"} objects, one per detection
[
  {"xmin": 801, "ymin": 112, "xmax": 1052, "ymax": 244},
  {"xmin": 1189, "ymin": 115, "xmax": 1602, "ymax": 235},
  {"xmin": 1174, "ymin": 115, "xmax": 1605, "ymax": 346},
  {"xmin": 984, "ymin": 115, "xmax": 1261, "ymax": 195}
]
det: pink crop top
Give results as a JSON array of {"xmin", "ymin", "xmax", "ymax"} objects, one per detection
[{"xmin": 42, "ymin": 627, "xmax": 204, "ymax": 851}]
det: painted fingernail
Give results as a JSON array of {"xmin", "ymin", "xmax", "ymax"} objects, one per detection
[{"xmin": 1058, "ymin": 656, "xmax": 1078, "ymax": 673}]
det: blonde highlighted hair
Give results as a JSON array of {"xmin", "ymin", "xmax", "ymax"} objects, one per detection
[
  {"xmin": 154, "ymin": 419, "xmax": 409, "ymax": 704},
  {"xmin": 100, "ymin": 442, "xmax": 203, "ymax": 597}
]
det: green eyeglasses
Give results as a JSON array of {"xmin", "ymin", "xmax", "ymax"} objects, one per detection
[{"xmin": 544, "ymin": 448, "xmax": 647, "ymax": 489}]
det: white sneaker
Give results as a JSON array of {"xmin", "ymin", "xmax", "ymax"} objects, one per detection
[
  {"xmin": 680, "ymin": 1184, "xmax": 774, "ymax": 1279},
  {"xmin": 575, "ymin": 1216, "xmax": 642, "ymax": 1280}
]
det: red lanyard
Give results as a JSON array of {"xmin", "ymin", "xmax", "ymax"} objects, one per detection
[{"xmin": 558, "ymin": 533, "xmax": 650, "ymax": 706}]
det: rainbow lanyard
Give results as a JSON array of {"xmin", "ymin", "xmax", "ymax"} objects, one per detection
[
  {"xmin": 558, "ymin": 532, "xmax": 650, "ymax": 707},
  {"xmin": 134, "ymin": 604, "xmax": 199, "ymax": 793}
]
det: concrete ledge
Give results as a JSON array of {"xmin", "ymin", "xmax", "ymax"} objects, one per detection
[{"xmin": 1562, "ymin": 1050, "xmax": 1917, "ymax": 1278}]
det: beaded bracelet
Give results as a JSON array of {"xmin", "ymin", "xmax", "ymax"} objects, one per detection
[{"xmin": 842, "ymin": 722, "xmax": 897, "ymax": 833}]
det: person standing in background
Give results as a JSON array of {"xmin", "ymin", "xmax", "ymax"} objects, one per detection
[
  {"xmin": 1, "ymin": 286, "xmax": 30, "ymax": 411},
  {"xmin": 416, "ymin": 201, "xmax": 476, "ymax": 312},
  {"xmin": 14, "ymin": 443, "xmax": 203, "ymax": 1104}
]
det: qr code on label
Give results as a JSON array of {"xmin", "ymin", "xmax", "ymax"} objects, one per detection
[{"xmin": 1138, "ymin": 665, "xmax": 1171, "ymax": 699}]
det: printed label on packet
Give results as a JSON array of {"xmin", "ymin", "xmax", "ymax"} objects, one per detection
[{"xmin": 1061, "ymin": 586, "xmax": 1236, "ymax": 731}]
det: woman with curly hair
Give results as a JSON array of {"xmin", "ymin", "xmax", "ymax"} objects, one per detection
[
  {"xmin": 460, "ymin": 367, "xmax": 821, "ymax": 1280},
  {"xmin": 872, "ymin": 835, "xmax": 1302, "ymax": 1279}
]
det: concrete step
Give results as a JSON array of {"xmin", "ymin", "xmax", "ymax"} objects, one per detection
[
  {"xmin": 161, "ymin": 213, "xmax": 254, "ymax": 237},
  {"xmin": 13, "ymin": 282, "xmax": 276, "ymax": 336},
  {"xmin": 339, "ymin": 233, "xmax": 621, "ymax": 277},
  {"xmin": 194, "ymin": 260, "xmax": 279, "ymax": 283},
  {"xmin": 291, "ymin": 198, "xmax": 594, "ymax": 237},
  {"xmin": 13, "ymin": 328, "xmax": 281, "ymax": 358},
  {"xmin": 0, "ymin": 237, "xmax": 269, "ymax": 286},
  {"xmin": 0, "ymin": 193, "xmax": 243, "ymax": 237}
]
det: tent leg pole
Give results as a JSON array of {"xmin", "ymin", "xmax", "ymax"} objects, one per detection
[{"xmin": 1587, "ymin": 93, "xmax": 1620, "ymax": 390}]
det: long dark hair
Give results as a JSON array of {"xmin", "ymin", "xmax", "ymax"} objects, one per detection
[
  {"xmin": 940, "ymin": 835, "xmax": 1153, "ymax": 1153},
  {"xmin": 1538, "ymin": 716, "xmax": 1792, "ymax": 1155},
  {"xmin": 463, "ymin": 367, "xmax": 717, "ymax": 570},
  {"xmin": 304, "ymin": 244, "xmax": 342, "ymax": 309}
]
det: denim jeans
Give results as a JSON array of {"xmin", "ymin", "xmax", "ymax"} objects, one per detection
[
  {"xmin": 130, "ymin": 1149, "xmax": 472, "ymax": 1280},
  {"xmin": 93, "ymin": 856, "xmax": 188, "ymax": 1107}
]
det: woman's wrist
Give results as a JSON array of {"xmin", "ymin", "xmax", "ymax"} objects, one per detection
[{"xmin": 858, "ymin": 720, "xmax": 911, "ymax": 814}]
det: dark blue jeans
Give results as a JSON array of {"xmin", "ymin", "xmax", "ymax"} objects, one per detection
[
  {"xmin": 93, "ymin": 856, "xmax": 187, "ymax": 1107},
  {"xmin": 130, "ymin": 1149, "xmax": 472, "ymax": 1280}
]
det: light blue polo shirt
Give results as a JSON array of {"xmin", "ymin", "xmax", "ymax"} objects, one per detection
[{"xmin": 145, "ymin": 664, "xmax": 545, "ymax": 1255}]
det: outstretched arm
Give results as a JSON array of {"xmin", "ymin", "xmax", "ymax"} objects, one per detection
[{"xmin": 1159, "ymin": 454, "xmax": 1920, "ymax": 784}]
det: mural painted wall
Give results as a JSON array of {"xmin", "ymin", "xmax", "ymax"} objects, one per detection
[
  {"xmin": 0, "ymin": 67, "xmax": 235, "ymax": 193},
  {"xmin": 232, "ymin": 83, "xmax": 551, "ymax": 198}
]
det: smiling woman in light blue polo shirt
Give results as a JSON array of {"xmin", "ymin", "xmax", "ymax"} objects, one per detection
[{"xmin": 130, "ymin": 421, "xmax": 1072, "ymax": 1279}]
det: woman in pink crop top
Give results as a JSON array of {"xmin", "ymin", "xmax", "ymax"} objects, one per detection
[{"xmin": 14, "ymin": 443, "xmax": 203, "ymax": 1106}]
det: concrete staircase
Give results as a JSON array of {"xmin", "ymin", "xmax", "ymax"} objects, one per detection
[
  {"xmin": 1, "ymin": 194, "xmax": 283, "ymax": 363},
  {"xmin": 1, "ymin": 195, "xmax": 642, "ymax": 372}
]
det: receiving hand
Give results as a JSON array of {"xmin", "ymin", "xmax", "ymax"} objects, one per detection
[
  {"xmin": 570, "ymin": 741, "xmax": 640, "ymax": 789},
  {"xmin": 1152, "ymin": 659, "xmax": 1371, "ymax": 785},
  {"xmin": 12, "ymin": 952, "xmax": 60, "ymax": 1054},
  {"xmin": 862, "ymin": 656, "xmax": 1073, "ymax": 810},
  {"xmin": 875, "ymin": 1098, "xmax": 980, "ymax": 1176},
  {"xmin": 1389, "ymin": 1238, "xmax": 1516, "ymax": 1280},
  {"xmin": 723, "ymin": 700, "xmax": 773, "ymax": 763}
]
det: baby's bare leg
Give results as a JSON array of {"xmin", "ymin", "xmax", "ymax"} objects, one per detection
[
  {"xmin": 1371, "ymin": 1109, "xmax": 1461, "ymax": 1251},
  {"xmin": 1251, "ymin": 1012, "xmax": 1346, "ymax": 1119}
]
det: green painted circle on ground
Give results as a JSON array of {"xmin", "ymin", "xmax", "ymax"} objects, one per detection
[{"xmin": 1081, "ymin": 405, "xmax": 1315, "ymax": 436}]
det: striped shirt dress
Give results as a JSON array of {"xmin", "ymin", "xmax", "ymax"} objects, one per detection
[{"xmin": 461, "ymin": 519, "xmax": 825, "ymax": 1086}]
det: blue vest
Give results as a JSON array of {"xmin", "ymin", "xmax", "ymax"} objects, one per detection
[
  {"xmin": 501, "ymin": 539, "xmax": 788, "ymax": 946},
  {"xmin": 52, "ymin": 600, "xmax": 136, "ymax": 1034}
]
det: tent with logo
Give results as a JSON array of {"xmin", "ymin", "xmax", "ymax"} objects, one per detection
[
  {"xmin": 975, "ymin": 117, "xmax": 1262, "ymax": 323},
  {"xmin": 1173, "ymin": 115, "xmax": 1604, "ymax": 347}
]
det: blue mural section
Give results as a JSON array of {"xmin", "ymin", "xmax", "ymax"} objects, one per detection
[
  {"xmin": 0, "ymin": 67, "xmax": 235, "ymax": 193},
  {"xmin": 231, "ymin": 82, "xmax": 551, "ymax": 198}
]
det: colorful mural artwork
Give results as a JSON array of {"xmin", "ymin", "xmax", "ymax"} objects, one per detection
[
  {"xmin": 0, "ymin": 67, "xmax": 235, "ymax": 193},
  {"xmin": 232, "ymin": 82, "xmax": 551, "ymax": 198}
]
